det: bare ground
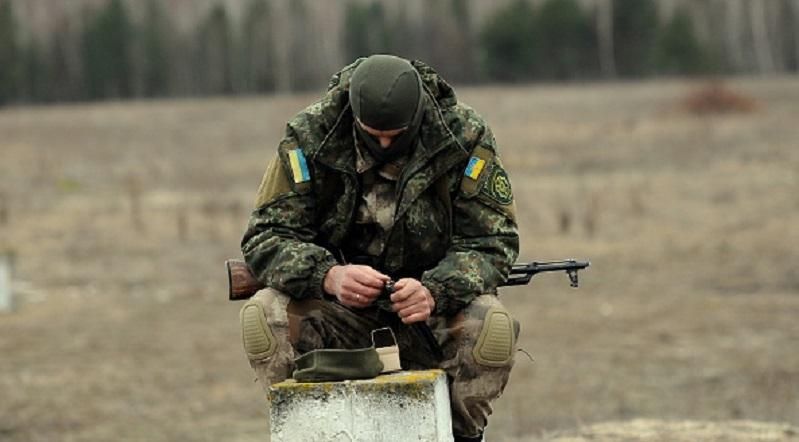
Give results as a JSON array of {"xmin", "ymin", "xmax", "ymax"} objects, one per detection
[
  {"xmin": 1, "ymin": 77, "xmax": 798, "ymax": 441},
  {"xmin": 548, "ymin": 419, "xmax": 799, "ymax": 441}
]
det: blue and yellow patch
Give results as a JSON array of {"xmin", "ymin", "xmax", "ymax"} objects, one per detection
[
  {"xmin": 464, "ymin": 156, "xmax": 486, "ymax": 180},
  {"xmin": 288, "ymin": 149, "xmax": 310, "ymax": 183}
]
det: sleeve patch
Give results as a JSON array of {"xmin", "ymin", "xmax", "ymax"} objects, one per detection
[
  {"xmin": 288, "ymin": 149, "xmax": 311, "ymax": 183},
  {"xmin": 460, "ymin": 146, "xmax": 495, "ymax": 197},
  {"xmin": 480, "ymin": 166, "xmax": 513, "ymax": 205},
  {"xmin": 464, "ymin": 156, "xmax": 486, "ymax": 180}
]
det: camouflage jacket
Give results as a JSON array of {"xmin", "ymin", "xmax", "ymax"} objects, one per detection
[{"xmin": 241, "ymin": 60, "xmax": 519, "ymax": 316}]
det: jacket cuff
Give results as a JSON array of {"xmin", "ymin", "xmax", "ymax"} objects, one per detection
[
  {"xmin": 422, "ymin": 277, "xmax": 469, "ymax": 317},
  {"xmin": 309, "ymin": 255, "xmax": 338, "ymax": 298}
]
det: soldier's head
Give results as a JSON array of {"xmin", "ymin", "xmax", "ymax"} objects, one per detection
[{"xmin": 349, "ymin": 54, "xmax": 425, "ymax": 162}]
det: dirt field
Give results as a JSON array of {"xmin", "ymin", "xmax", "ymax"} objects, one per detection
[{"xmin": 1, "ymin": 77, "xmax": 798, "ymax": 441}]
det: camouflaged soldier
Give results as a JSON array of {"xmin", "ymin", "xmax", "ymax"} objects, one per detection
[{"xmin": 240, "ymin": 54, "xmax": 519, "ymax": 442}]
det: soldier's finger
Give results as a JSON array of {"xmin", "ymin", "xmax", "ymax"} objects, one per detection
[
  {"xmin": 390, "ymin": 280, "xmax": 420, "ymax": 303},
  {"xmin": 337, "ymin": 292, "xmax": 356, "ymax": 307},
  {"xmin": 357, "ymin": 286, "xmax": 382, "ymax": 299},
  {"xmin": 341, "ymin": 278, "xmax": 380, "ymax": 295},
  {"xmin": 391, "ymin": 278, "xmax": 418, "ymax": 291},
  {"xmin": 390, "ymin": 298, "xmax": 409, "ymax": 312},
  {"xmin": 392, "ymin": 291, "xmax": 423, "ymax": 311},
  {"xmin": 355, "ymin": 280, "xmax": 383, "ymax": 297},
  {"xmin": 347, "ymin": 292, "xmax": 371, "ymax": 308},
  {"xmin": 389, "ymin": 286, "xmax": 414, "ymax": 304},
  {"xmin": 352, "ymin": 265, "xmax": 390, "ymax": 281},
  {"xmin": 395, "ymin": 293, "xmax": 427, "ymax": 314},
  {"xmin": 352, "ymin": 271, "xmax": 388, "ymax": 289},
  {"xmin": 347, "ymin": 288, "xmax": 381, "ymax": 303},
  {"xmin": 400, "ymin": 309, "xmax": 430, "ymax": 324},
  {"xmin": 397, "ymin": 302, "xmax": 420, "ymax": 317}
]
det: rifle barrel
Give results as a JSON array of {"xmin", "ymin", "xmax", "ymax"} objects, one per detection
[{"xmin": 504, "ymin": 260, "xmax": 590, "ymax": 287}]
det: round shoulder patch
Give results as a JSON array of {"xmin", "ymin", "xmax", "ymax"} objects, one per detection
[{"xmin": 481, "ymin": 166, "xmax": 513, "ymax": 205}]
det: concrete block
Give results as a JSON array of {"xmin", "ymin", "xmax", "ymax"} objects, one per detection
[{"xmin": 269, "ymin": 369, "xmax": 453, "ymax": 442}]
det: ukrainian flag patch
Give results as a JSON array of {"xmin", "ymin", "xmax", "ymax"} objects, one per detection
[
  {"xmin": 464, "ymin": 156, "xmax": 486, "ymax": 180},
  {"xmin": 288, "ymin": 149, "xmax": 311, "ymax": 183}
]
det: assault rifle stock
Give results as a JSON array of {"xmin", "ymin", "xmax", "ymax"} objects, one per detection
[{"xmin": 226, "ymin": 258, "xmax": 589, "ymax": 301}]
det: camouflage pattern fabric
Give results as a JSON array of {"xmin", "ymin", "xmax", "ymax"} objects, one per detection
[
  {"xmin": 241, "ymin": 58, "xmax": 519, "ymax": 317},
  {"xmin": 346, "ymin": 132, "xmax": 408, "ymax": 258},
  {"xmin": 245, "ymin": 288, "xmax": 519, "ymax": 438}
]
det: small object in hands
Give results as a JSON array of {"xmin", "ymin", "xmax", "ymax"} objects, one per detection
[
  {"xmin": 372, "ymin": 327, "xmax": 402, "ymax": 373},
  {"xmin": 383, "ymin": 279, "xmax": 396, "ymax": 297}
]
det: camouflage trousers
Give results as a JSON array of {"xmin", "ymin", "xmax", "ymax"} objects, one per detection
[{"xmin": 240, "ymin": 288, "xmax": 520, "ymax": 438}]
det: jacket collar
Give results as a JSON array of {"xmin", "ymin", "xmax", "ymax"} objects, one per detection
[
  {"xmin": 312, "ymin": 102, "xmax": 357, "ymax": 174},
  {"xmin": 395, "ymin": 101, "xmax": 469, "ymax": 219}
]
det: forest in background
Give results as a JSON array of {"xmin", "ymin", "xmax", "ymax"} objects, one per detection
[{"xmin": 1, "ymin": 0, "xmax": 799, "ymax": 105}]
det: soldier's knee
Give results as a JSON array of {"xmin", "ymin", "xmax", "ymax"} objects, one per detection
[
  {"xmin": 240, "ymin": 288, "xmax": 289, "ymax": 361},
  {"xmin": 469, "ymin": 297, "xmax": 518, "ymax": 367}
]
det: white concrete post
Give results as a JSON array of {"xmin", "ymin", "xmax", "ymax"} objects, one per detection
[
  {"xmin": 269, "ymin": 369, "xmax": 453, "ymax": 442},
  {"xmin": 0, "ymin": 252, "xmax": 12, "ymax": 313}
]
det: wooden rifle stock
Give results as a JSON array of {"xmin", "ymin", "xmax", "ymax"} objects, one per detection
[
  {"xmin": 226, "ymin": 259, "xmax": 265, "ymax": 301},
  {"xmin": 225, "ymin": 258, "xmax": 589, "ymax": 301}
]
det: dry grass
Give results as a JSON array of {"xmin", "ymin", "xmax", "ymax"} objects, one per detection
[
  {"xmin": 548, "ymin": 419, "xmax": 799, "ymax": 441},
  {"xmin": 0, "ymin": 77, "xmax": 798, "ymax": 441}
]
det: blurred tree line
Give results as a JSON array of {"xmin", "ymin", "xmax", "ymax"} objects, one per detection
[{"xmin": 1, "ymin": 0, "xmax": 798, "ymax": 105}]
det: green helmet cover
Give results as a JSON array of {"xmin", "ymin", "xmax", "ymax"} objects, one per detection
[{"xmin": 349, "ymin": 54, "xmax": 425, "ymax": 163}]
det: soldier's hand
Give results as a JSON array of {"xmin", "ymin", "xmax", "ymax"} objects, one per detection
[
  {"xmin": 323, "ymin": 264, "xmax": 390, "ymax": 308},
  {"xmin": 390, "ymin": 278, "xmax": 435, "ymax": 324}
]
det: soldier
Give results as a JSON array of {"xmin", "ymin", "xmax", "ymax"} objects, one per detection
[{"xmin": 240, "ymin": 54, "xmax": 519, "ymax": 442}]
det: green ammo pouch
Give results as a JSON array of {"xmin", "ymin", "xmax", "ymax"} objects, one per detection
[{"xmin": 292, "ymin": 347, "xmax": 384, "ymax": 383}]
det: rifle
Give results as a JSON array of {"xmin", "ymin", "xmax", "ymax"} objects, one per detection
[{"xmin": 225, "ymin": 258, "xmax": 589, "ymax": 301}]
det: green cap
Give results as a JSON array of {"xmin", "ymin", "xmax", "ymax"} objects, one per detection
[
  {"xmin": 292, "ymin": 348, "xmax": 384, "ymax": 383},
  {"xmin": 349, "ymin": 54, "xmax": 421, "ymax": 130},
  {"xmin": 349, "ymin": 54, "xmax": 426, "ymax": 163}
]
